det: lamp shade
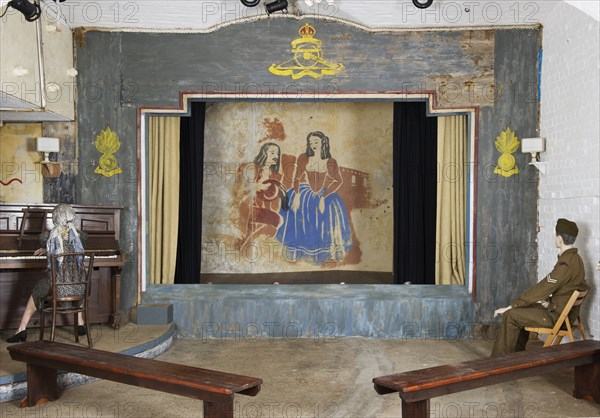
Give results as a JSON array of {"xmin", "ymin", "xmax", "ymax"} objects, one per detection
[
  {"xmin": 36, "ymin": 137, "xmax": 60, "ymax": 153},
  {"xmin": 521, "ymin": 137, "xmax": 545, "ymax": 154}
]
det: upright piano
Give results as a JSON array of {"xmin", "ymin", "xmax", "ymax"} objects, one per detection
[{"xmin": 0, "ymin": 203, "xmax": 125, "ymax": 329}]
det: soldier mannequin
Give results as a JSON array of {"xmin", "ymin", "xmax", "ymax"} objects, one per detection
[{"xmin": 491, "ymin": 218, "xmax": 589, "ymax": 357}]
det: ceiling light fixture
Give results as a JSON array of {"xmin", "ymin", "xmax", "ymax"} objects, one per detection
[
  {"xmin": 265, "ymin": 0, "xmax": 288, "ymax": 14},
  {"xmin": 3, "ymin": 0, "xmax": 42, "ymax": 22},
  {"xmin": 412, "ymin": 0, "xmax": 434, "ymax": 9}
]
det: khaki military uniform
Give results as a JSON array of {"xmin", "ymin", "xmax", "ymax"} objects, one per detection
[{"xmin": 491, "ymin": 248, "xmax": 588, "ymax": 357}]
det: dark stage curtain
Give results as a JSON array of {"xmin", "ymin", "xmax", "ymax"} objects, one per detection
[
  {"xmin": 393, "ymin": 102, "xmax": 438, "ymax": 284},
  {"xmin": 174, "ymin": 102, "xmax": 205, "ymax": 284}
]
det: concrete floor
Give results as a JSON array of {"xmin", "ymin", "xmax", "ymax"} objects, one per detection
[
  {"xmin": 1, "ymin": 330, "xmax": 599, "ymax": 417},
  {"xmin": 0, "ymin": 324, "xmax": 172, "ymax": 377}
]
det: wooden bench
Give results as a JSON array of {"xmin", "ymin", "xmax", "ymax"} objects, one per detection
[
  {"xmin": 8, "ymin": 340, "xmax": 262, "ymax": 418},
  {"xmin": 373, "ymin": 340, "xmax": 600, "ymax": 418}
]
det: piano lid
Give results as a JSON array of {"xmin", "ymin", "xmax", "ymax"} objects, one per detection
[{"xmin": 0, "ymin": 203, "xmax": 124, "ymax": 254}]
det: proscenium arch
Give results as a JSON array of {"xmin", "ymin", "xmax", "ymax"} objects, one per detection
[{"xmin": 136, "ymin": 92, "xmax": 479, "ymax": 303}]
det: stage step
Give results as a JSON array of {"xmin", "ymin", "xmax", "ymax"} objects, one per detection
[{"xmin": 134, "ymin": 304, "xmax": 174, "ymax": 326}]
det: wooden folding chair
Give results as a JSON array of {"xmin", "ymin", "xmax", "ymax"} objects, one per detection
[
  {"xmin": 39, "ymin": 252, "xmax": 95, "ymax": 348},
  {"xmin": 526, "ymin": 289, "xmax": 589, "ymax": 347}
]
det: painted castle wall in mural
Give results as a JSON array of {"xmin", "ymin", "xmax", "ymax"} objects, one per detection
[{"xmin": 201, "ymin": 102, "xmax": 393, "ymax": 274}]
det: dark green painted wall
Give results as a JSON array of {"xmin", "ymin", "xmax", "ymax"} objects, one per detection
[{"xmin": 475, "ymin": 29, "xmax": 540, "ymax": 320}]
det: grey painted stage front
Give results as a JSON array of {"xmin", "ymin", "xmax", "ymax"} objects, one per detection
[{"xmin": 141, "ymin": 285, "xmax": 474, "ymax": 339}]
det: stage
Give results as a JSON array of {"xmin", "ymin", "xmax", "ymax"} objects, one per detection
[{"xmin": 141, "ymin": 284, "xmax": 475, "ymax": 339}]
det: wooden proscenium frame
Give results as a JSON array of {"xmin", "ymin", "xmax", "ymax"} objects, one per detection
[{"xmin": 136, "ymin": 91, "xmax": 479, "ymax": 298}]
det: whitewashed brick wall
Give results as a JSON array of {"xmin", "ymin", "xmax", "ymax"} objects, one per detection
[{"xmin": 539, "ymin": 3, "xmax": 600, "ymax": 340}]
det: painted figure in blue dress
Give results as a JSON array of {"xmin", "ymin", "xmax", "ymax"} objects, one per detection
[{"xmin": 276, "ymin": 131, "xmax": 352, "ymax": 264}]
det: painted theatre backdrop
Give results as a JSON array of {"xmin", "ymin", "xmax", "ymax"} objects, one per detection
[{"xmin": 202, "ymin": 102, "xmax": 393, "ymax": 274}]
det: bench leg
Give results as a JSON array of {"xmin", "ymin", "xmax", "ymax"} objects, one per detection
[
  {"xmin": 573, "ymin": 362, "xmax": 600, "ymax": 404},
  {"xmin": 203, "ymin": 399, "xmax": 234, "ymax": 418},
  {"xmin": 402, "ymin": 399, "xmax": 430, "ymax": 418},
  {"xmin": 25, "ymin": 364, "xmax": 58, "ymax": 407}
]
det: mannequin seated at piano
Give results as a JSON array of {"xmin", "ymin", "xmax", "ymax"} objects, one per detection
[
  {"xmin": 7, "ymin": 204, "xmax": 89, "ymax": 343},
  {"xmin": 1, "ymin": 202, "xmax": 124, "ymax": 330}
]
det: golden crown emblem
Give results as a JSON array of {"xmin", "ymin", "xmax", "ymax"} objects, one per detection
[
  {"xmin": 299, "ymin": 23, "xmax": 316, "ymax": 38},
  {"xmin": 269, "ymin": 23, "xmax": 344, "ymax": 80}
]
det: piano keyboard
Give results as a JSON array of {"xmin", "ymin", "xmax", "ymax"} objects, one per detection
[
  {"xmin": 0, "ymin": 252, "xmax": 124, "ymax": 270},
  {"xmin": 0, "ymin": 255, "xmax": 118, "ymax": 261}
]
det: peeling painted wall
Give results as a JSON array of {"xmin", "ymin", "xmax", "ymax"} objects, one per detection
[
  {"xmin": 0, "ymin": 121, "xmax": 82, "ymax": 204},
  {"xmin": 0, "ymin": 123, "xmax": 43, "ymax": 202},
  {"xmin": 42, "ymin": 122, "xmax": 78, "ymax": 204},
  {"xmin": 75, "ymin": 21, "xmax": 539, "ymax": 324}
]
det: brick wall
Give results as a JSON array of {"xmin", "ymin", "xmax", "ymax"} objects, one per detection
[{"xmin": 539, "ymin": 3, "xmax": 599, "ymax": 340}]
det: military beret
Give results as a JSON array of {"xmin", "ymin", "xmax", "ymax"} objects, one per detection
[{"xmin": 556, "ymin": 218, "xmax": 578, "ymax": 237}]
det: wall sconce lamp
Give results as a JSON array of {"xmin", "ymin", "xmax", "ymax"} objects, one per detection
[
  {"xmin": 2, "ymin": 0, "xmax": 42, "ymax": 22},
  {"xmin": 37, "ymin": 137, "xmax": 61, "ymax": 178},
  {"xmin": 521, "ymin": 137, "xmax": 546, "ymax": 174},
  {"xmin": 413, "ymin": 0, "xmax": 434, "ymax": 9}
]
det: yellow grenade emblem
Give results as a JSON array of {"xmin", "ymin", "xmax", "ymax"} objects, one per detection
[
  {"xmin": 494, "ymin": 128, "xmax": 519, "ymax": 177},
  {"xmin": 94, "ymin": 127, "xmax": 123, "ymax": 177}
]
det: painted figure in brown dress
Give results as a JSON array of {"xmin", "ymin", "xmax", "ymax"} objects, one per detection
[{"xmin": 236, "ymin": 143, "xmax": 289, "ymax": 252}]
